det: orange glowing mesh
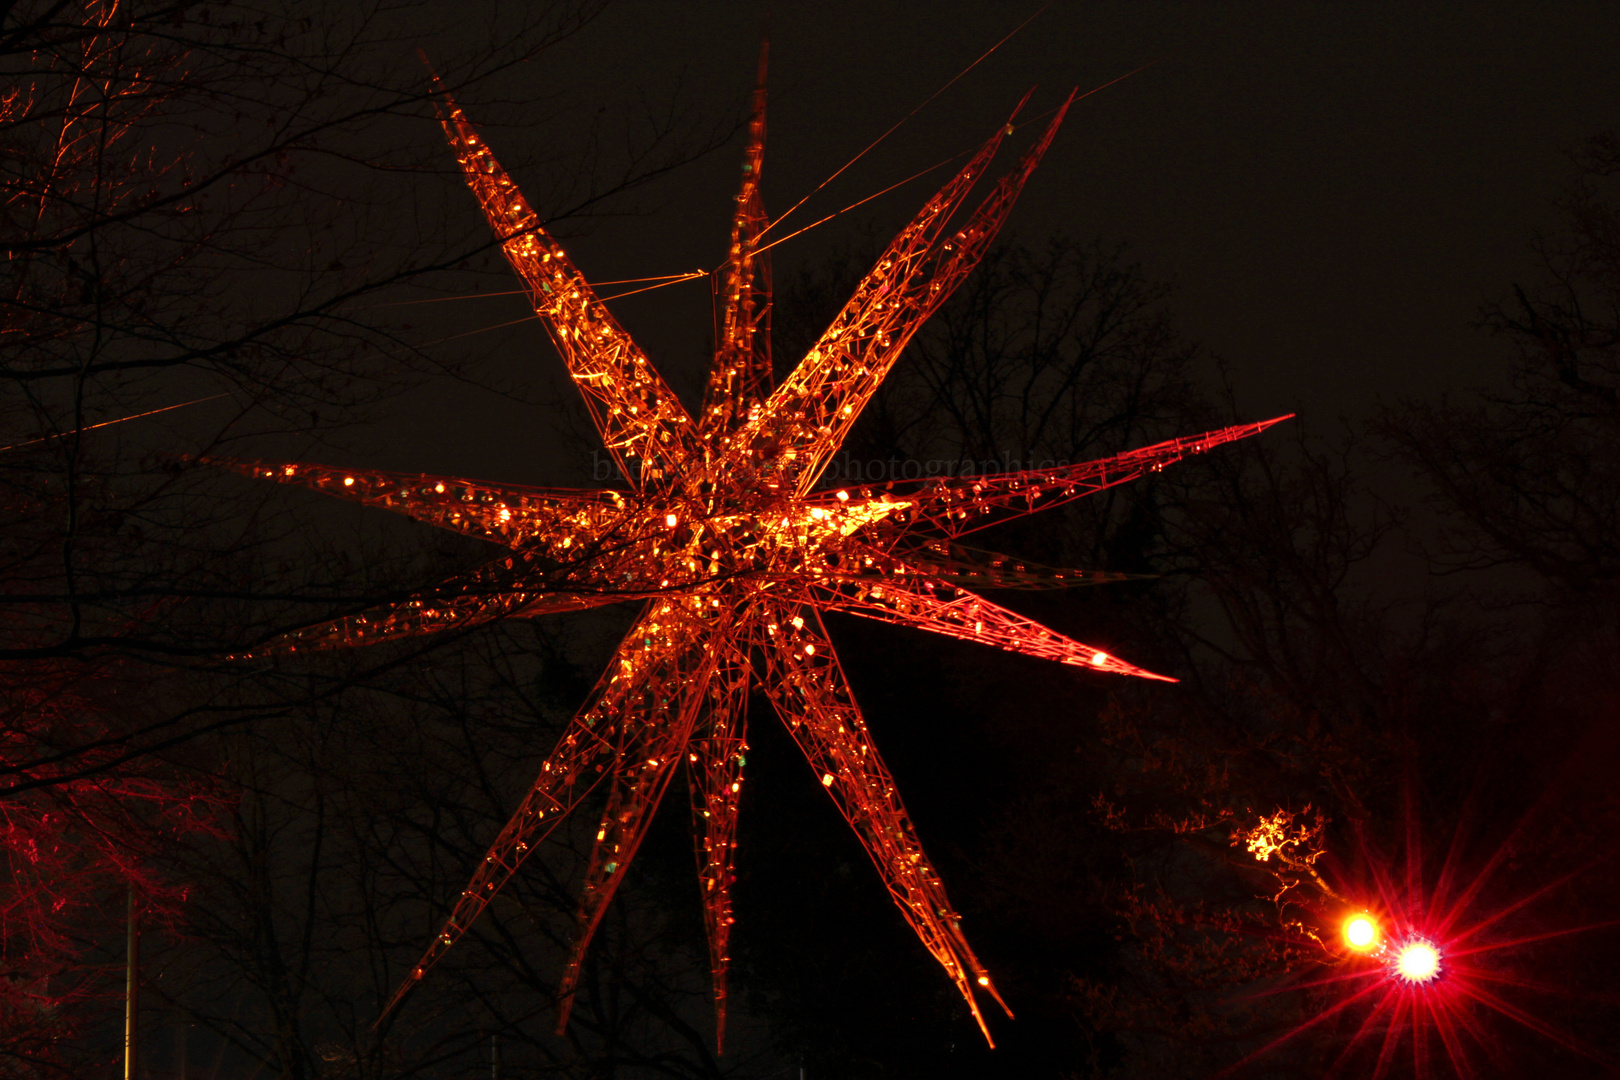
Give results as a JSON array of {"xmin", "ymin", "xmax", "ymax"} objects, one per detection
[
  {"xmin": 683, "ymin": 629, "xmax": 754, "ymax": 1051},
  {"xmin": 702, "ymin": 40, "xmax": 774, "ymax": 438},
  {"xmin": 214, "ymin": 63, "xmax": 1288, "ymax": 1051},
  {"xmin": 436, "ymin": 86, "xmax": 697, "ymax": 489}
]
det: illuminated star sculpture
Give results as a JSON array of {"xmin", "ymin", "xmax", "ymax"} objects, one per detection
[{"xmin": 214, "ymin": 63, "xmax": 1287, "ymax": 1048}]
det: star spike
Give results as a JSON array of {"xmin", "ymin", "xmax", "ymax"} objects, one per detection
[
  {"xmin": 204, "ymin": 457, "xmax": 628, "ymax": 549},
  {"xmin": 756, "ymin": 602, "xmax": 1012, "ymax": 1045},
  {"xmin": 230, "ymin": 580, "xmax": 615, "ymax": 660},
  {"xmin": 432, "ymin": 88, "xmax": 698, "ymax": 489},
  {"xmin": 685, "ymin": 625, "xmax": 755, "ymax": 1054},
  {"xmin": 837, "ymin": 535, "xmax": 1140, "ymax": 590},
  {"xmin": 740, "ymin": 89, "xmax": 1078, "ymax": 496},
  {"xmin": 812, "ymin": 568, "xmax": 1176, "ymax": 681},
  {"xmin": 379, "ymin": 599, "xmax": 713, "ymax": 1021},
  {"xmin": 702, "ymin": 37, "xmax": 774, "ymax": 438},
  {"xmin": 724, "ymin": 94, "xmax": 1028, "ymax": 495},
  {"xmin": 891, "ymin": 415, "xmax": 1295, "ymax": 538},
  {"xmin": 554, "ymin": 601, "xmax": 720, "ymax": 1032}
]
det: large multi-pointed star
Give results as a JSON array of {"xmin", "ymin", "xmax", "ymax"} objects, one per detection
[{"xmin": 215, "ymin": 64, "xmax": 1285, "ymax": 1049}]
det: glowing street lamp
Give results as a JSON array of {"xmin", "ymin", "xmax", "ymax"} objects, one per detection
[
  {"xmin": 1393, "ymin": 938, "xmax": 1442, "ymax": 983},
  {"xmin": 1344, "ymin": 913, "xmax": 1378, "ymax": 950}
]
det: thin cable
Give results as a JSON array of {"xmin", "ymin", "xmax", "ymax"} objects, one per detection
[
  {"xmin": 755, "ymin": 57, "xmax": 1164, "ymax": 260},
  {"xmin": 1067, "ymin": 56, "xmax": 1163, "ymax": 109},
  {"xmin": 759, "ymin": 4, "xmax": 1049, "ymax": 241},
  {"xmin": 411, "ymin": 270, "xmax": 703, "ymax": 346},
  {"xmin": 754, "ymin": 152, "xmax": 964, "ymax": 259},
  {"xmin": 361, "ymin": 290, "xmax": 532, "ymax": 308},
  {"xmin": 0, "ymin": 394, "xmax": 232, "ymax": 453},
  {"xmin": 594, "ymin": 271, "xmax": 709, "ymax": 287},
  {"xmin": 404, "ymin": 54, "xmax": 1159, "ymax": 345},
  {"xmin": 598, "ymin": 272, "xmax": 709, "ymax": 302},
  {"xmin": 366, "ymin": 272, "xmax": 708, "ymax": 309},
  {"xmin": 416, "ymin": 313, "xmax": 540, "ymax": 347}
]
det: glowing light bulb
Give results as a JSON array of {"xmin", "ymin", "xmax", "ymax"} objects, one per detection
[
  {"xmin": 1345, "ymin": 914, "xmax": 1377, "ymax": 950},
  {"xmin": 1394, "ymin": 939, "xmax": 1441, "ymax": 983}
]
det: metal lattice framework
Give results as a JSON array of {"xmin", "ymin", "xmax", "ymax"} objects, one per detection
[{"xmin": 212, "ymin": 61, "xmax": 1288, "ymax": 1050}]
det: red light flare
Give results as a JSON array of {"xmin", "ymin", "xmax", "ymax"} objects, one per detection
[{"xmin": 1215, "ymin": 770, "xmax": 1620, "ymax": 1079}]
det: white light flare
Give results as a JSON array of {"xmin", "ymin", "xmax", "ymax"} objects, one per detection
[{"xmin": 1393, "ymin": 938, "xmax": 1441, "ymax": 984}]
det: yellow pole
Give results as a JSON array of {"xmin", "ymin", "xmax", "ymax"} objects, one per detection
[{"xmin": 124, "ymin": 886, "xmax": 138, "ymax": 1080}]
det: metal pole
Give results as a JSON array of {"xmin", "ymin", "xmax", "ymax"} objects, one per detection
[
  {"xmin": 491, "ymin": 1033, "xmax": 501, "ymax": 1080},
  {"xmin": 124, "ymin": 885, "xmax": 138, "ymax": 1080}
]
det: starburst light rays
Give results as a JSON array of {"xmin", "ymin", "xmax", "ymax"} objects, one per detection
[{"xmin": 1216, "ymin": 774, "xmax": 1619, "ymax": 1079}]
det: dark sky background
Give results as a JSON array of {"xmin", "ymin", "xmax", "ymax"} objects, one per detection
[{"xmin": 351, "ymin": 1, "xmax": 1620, "ymax": 488}]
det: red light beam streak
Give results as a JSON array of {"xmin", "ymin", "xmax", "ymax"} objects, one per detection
[
  {"xmin": 1427, "ymin": 747, "xmax": 1591, "ymax": 943},
  {"xmin": 1445, "ymin": 917, "xmax": 1620, "ymax": 963},
  {"xmin": 1374, "ymin": 992, "xmax": 1411, "ymax": 1078},
  {"xmin": 1425, "ymin": 995, "xmax": 1467, "ymax": 1079},
  {"xmin": 1462, "ymin": 964, "xmax": 1620, "ymax": 1003},
  {"xmin": 1444, "ymin": 862, "xmax": 1594, "ymax": 946},
  {"xmin": 1211, "ymin": 977, "xmax": 1391, "ymax": 1079},
  {"xmin": 1321, "ymin": 988, "xmax": 1399, "ymax": 1080},
  {"xmin": 1228, "ymin": 964, "xmax": 1385, "ymax": 1003},
  {"xmin": 1453, "ymin": 979, "xmax": 1617, "ymax": 1069},
  {"xmin": 1355, "ymin": 823, "xmax": 1416, "ymax": 942}
]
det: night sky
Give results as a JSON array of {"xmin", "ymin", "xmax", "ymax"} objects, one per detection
[{"xmin": 364, "ymin": 2, "xmax": 1620, "ymax": 483}]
